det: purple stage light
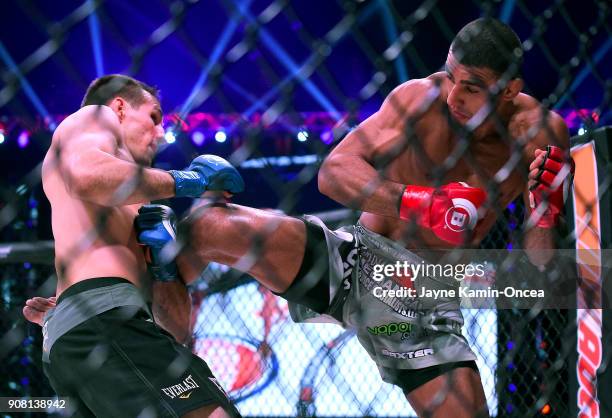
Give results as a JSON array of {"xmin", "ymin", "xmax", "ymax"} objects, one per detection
[
  {"xmin": 192, "ymin": 131, "xmax": 205, "ymax": 146},
  {"xmin": 320, "ymin": 130, "xmax": 333, "ymax": 144},
  {"xmin": 18, "ymin": 131, "xmax": 29, "ymax": 148}
]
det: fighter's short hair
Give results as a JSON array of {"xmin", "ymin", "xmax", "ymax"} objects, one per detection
[
  {"xmin": 451, "ymin": 18, "xmax": 523, "ymax": 79},
  {"xmin": 81, "ymin": 74, "xmax": 160, "ymax": 108}
]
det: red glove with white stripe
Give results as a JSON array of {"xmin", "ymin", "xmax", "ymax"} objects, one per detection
[
  {"xmin": 399, "ymin": 182, "xmax": 487, "ymax": 246},
  {"xmin": 528, "ymin": 145, "xmax": 575, "ymax": 228}
]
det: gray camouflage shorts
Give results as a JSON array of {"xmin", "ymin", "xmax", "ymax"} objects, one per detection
[{"xmin": 281, "ymin": 215, "xmax": 477, "ymax": 385}]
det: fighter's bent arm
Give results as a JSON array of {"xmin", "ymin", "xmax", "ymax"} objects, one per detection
[
  {"xmin": 58, "ymin": 106, "xmax": 174, "ymax": 206},
  {"xmin": 319, "ymin": 80, "xmax": 431, "ymax": 217}
]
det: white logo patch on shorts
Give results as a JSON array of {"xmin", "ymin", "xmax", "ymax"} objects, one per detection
[
  {"xmin": 161, "ymin": 374, "xmax": 200, "ymax": 399},
  {"xmin": 381, "ymin": 348, "xmax": 434, "ymax": 360}
]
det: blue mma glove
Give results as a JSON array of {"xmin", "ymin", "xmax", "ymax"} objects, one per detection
[
  {"xmin": 135, "ymin": 204, "xmax": 180, "ymax": 282},
  {"xmin": 169, "ymin": 154, "xmax": 245, "ymax": 197}
]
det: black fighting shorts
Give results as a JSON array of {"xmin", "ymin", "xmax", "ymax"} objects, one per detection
[{"xmin": 42, "ymin": 277, "xmax": 241, "ymax": 418}]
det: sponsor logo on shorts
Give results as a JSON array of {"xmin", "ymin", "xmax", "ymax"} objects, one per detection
[
  {"xmin": 381, "ymin": 348, "xmax": 434, "ymax": 360},
  {"xmin": 161, "ymin": 374, "xmax": 200, "ymax": 399},
  {"xmin": 367, "ymin": 321, "xmax": 425, "ymax": 340},
  {"xmin": 367, "ymin": 322, "xmax": 412, "ymax": 336},
  {"xmin": 358, "ymin": 251, "xmax": 419, "ymax": 318}
]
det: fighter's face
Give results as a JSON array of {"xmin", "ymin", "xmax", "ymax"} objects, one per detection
[
  {"xmin": 120, "ymin": 91, "xmax": 164, "ymax": 166},
  {"xmin": 444, "ymin": 51, "xmax": 501, "ymax": 125}
]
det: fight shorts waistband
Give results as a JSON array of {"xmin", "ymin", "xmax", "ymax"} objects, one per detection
[{"xmin": 42, "ymin": 277, "xmax": 150, "ymax": 363}]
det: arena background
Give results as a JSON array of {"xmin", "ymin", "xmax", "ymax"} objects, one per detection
[{"xmin": 0, "ymin": 0, "xmax": 610, "ymax": 417}]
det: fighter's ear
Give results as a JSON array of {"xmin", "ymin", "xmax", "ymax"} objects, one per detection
[
  {"xmin": 501, "ymin": 78, "xmax": 523, "ymax": 101},
  {"xmin": 108, "ymin": 97, "xmax": 127, "ymax": 123}
]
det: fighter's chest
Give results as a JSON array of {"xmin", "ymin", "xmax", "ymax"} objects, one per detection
[{"xmin": 396, "ymin": 134, "xmax": 525, "ymax": 205}]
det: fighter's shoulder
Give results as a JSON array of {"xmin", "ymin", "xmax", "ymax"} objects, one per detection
[
  {"xmin": 62, "ymin": 105, "xmax": 119, "ymax": 134},
  {"xmin": 387, "ymin": 77, "xmax": 439, "ymax": 103},
  {"xmin": 382, "ymin": 77, "xmax": 441, "ymax": 118},
  {"xmin": 511, "ymin": 94, "xmax": 569, "ymax": 150},
  {"xmin": 52, "ymin": 105, "xmax": 120, "ymax": 147}
]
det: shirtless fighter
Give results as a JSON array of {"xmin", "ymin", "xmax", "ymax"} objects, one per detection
[
  {"xmin": 133, "ymin": 18, "xmax": 573, "ymax": 417},
  {"xmin": 38, "ymin": 74, "xmax": 243, "ymax": 417}
]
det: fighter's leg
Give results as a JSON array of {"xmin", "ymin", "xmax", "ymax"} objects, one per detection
[
  {"xmin": 178, "ymin": 202, "xmax": 306, "ymax": 294},
  {"xmin": 405, "ymin": 367, "xmax": 488, "ymax": 418}
]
